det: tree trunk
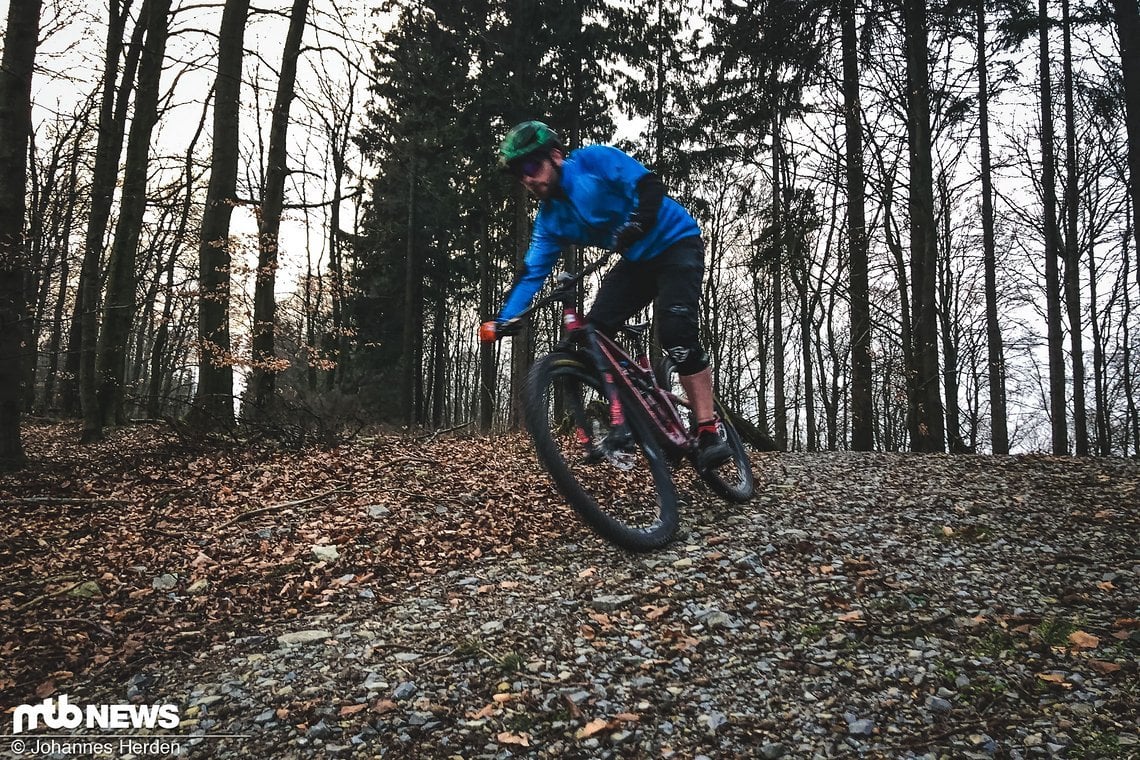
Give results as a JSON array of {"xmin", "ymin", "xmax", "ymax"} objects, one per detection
[
  {"xmin": 509, "ymin": 183, "xmax": 532, "ymax": 431},
  {"xmin": 1039, "ymin": 0, "xmax": 1069, "ymax": 454},
  {"xmin": 771, "ymin": 114, "xmax": 788, "ymax": 450},
  {"xmin": 431, "ymin": 292, "xmax": 447, "ymax": 428},
  {"xmin": 0, "ymin": 0, "xmax": 43, "ymax": 468},
  {"xmin": 751, "ymin": 267, "xmax": 769, "ymax": 431},
  {"xmin": 842, "ymin": 0, "xmax": 873, "ymax": 451},
  {"xmin": 92, "ymin": 0, "xmax": 171, "ymax": 433},
  {"xmin": 40, "ymin": 118, "xmax": 83, "ymax": 412},
  {"xmin": 76, "ymin": 0, "xmax": 145, "ymax": 438},
  {"xmin": 401, "ymin": 152, "xmax": 423, "ymax": 427},
  {"xmin": 43, "ymin": 165, "xmax": 76, "ymax": 412},
  {"xmin": 1113, "ymin": 0, "xmax": 1140, "ymax": 288},
  {"xmin": 324, "ymin": 94, "xmax": 351, "ymax": 392},
  {"xmin": 937, "ymin": 173, "xmax": 965, "ymax": 452},
  {"xmin": 903, "ymin": 0, "xmax": 945, "ymax": 452},
  {"xmin": 1086, "ymin": 218, "xmax": 1108, "ymax": 456},
  {"xmin": 977, "ymin": 0, "xmax": 1010, "ymax": 454},
  {"xmin": 1121, "ymin": 218, "xmax": 1139, "ymax": 454},
  {"xmin": 797, "ymin": 276, "xmax": 816, "ymax": 452},
  {"xmin": 249, "ymin": 0, "xmax": 310, "ymax": 413},
  {"xmin": 1061, "ymin": 0, "xmax": 1088, "ymax": 455},
  {"xmin": 193, "ymin": 0, "xmax": 249, "ymax": 427},
  {"xmin": 478, "ymin": 203, "xmax": 496, "ymax": 432}
]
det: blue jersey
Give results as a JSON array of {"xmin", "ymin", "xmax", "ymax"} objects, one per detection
[{"xmin": 498, "ymin": 145, "xmax": 701, "ymax": 322}]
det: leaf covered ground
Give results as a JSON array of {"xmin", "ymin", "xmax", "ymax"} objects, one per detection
[
  {"xmin": 0, "ymin": 421, "xmax": 577, "ymax": 704},
  {"xmin": 1, "ymin": 421, "xmax": 1138, "ymax": 758}
]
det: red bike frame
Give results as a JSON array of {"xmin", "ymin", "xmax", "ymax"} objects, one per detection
[{"xmin": 560, "ymin": 303, "xmax": 694, "ymax": 456}]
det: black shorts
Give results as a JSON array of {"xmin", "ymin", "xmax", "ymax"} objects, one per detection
[{"xmin": 587, "ymin": 236, "xmax": 707, "ymax": 372}]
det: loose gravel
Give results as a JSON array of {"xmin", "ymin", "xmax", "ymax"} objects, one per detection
[{"xmin": 58, "ymin": 451, "xmax": 1140, "ymax": 758}]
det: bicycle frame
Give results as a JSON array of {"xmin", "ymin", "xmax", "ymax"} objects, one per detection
[{"xmin": 559, "ymin": 299, "xmax": 694, "ymax": 457}]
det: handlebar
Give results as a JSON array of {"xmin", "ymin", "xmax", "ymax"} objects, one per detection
[{"xmin": 501, "ymin": 251, "xmax": 614, "ymax": 329}]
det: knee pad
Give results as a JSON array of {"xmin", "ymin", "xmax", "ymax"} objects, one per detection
[{"xmin": 659, "ymin": 304, "xmax": 709, "ymax": 375}]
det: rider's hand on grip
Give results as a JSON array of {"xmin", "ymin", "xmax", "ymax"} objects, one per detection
[
  {"xmin": 479, "ymin": 321, "xmax": 501, "ymax": 343},
  {"xmin": 480, "ymin": 319, "xmax": 521, "ymax": 342}
]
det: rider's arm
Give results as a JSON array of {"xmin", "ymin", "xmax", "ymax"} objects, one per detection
[
  {"xmin": 579, "ymin": 146, "xmax": 665, "ymax": 251},
  {"xmin": 497, "ymin": 218, "xmax": 561, "ymax": 322},
  {"xmin": 612, "ymin": 172, "xmax": 665, "ymax": 252}
]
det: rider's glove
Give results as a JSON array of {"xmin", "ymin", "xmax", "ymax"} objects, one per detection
[
  {"xmin": 479, "ymin": 319, "xmax": 522, "ymax": 342},
  {"xmin": 613, "ymin": 221, "xmax": 645, "ymax": 253},
  {"xmin": 479, "ymin": 320, "xmax": 502, "ymax": 343}
]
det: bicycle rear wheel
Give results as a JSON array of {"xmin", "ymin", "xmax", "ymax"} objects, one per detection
[
  {"xmin": 523, "ymin": 352, "xmax": 679, "ymax": 552},
  {"xmin": 657, "ymin": 358, "xmax": 755, "ymax": 503}
]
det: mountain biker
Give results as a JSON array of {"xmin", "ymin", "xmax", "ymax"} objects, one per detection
[{"xmin": 479, "ymin": 120, "xmax": 732, "ymax": 469}]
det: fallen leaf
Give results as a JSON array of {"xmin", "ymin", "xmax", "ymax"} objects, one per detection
[
  {"xmin": 643, "ymin": 604, "xmax": 670, "ymax": 621},
  {"xmin": 562, "ymin": 693, "xmax": 582, "ymax": 719},
  {"xmin": 35, "ymin": 680, "xmax": 56, "ymax": 698},
  {"xmin": 1068, "ymin": 631, "xmax": 1100, "ymax": 650},
  {"xmin": 371, "ymin": 700, "xmax": 398, "ymax": 714},
  {"xmin": 838, "ymin": 610, "xmax": 864, "ymax": 623},
  {"xmin": 1096, "ymin": 581, "xmax": 1115, "ymax": 591},
  {"xmin": 614, "ymin": 712, "xmax": 641, "ymax": 722},
  {"xmin": 1088, "ymin": 659, "xmax": 1122, "ymax": 675},
  {"xmin": 339, "ymin": 703, "xmax": 367, "ymax": 716},
  {"xmin": 588, "ymin": 612, "xmax": 613, "ymax": 629},
  {"xmin": 1037, "ymin": 673, "xmax": 1072, "ymax": 688},
  {"xmin": 497, "ymin": 731, "xmax": 530, "ymax": 747},
  {"xmin": 576, "ymin": 718, "xmax": 612, "ymax": 739},
  {"xmin": 942, "ymin": 526, "xmax": 954, "ymax": 537},
  {"xmin": 467, "ymin": 703, "xmax": 495, "ymax": 720}
]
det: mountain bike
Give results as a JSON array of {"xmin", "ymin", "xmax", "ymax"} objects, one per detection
[{"xmin": 503, "ymin": 255, "xmax": 755, "ymax": 552}]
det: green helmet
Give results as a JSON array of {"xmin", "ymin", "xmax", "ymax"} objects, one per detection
[{"xmin": 498, "ymin": 120, "xmax": 564, "ymax": 168}]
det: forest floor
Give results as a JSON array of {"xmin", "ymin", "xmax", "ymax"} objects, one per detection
[{"xmin": 0, "ymin": 421, "xmax": 1138, "ymax": 759}]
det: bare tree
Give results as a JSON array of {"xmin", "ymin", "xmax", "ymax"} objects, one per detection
[
  {"xmin": 1061, "ymin": 0, "xmax": 1088, "ymax": 454},
  {"xmin": 0, "ymin": 0, "xmax": 44, "ymax": 468},
  {"xmin": 90, "ymin": 0, "xmax": 172, "ymax": 436},
  {"xmin": 192, "ymin": 0, "xmax": 250, "ymax": 428},
  {"xmin": 248, "ymin": 0, "xmax": 311, "ymax": 415},
  {"xmin": 842, "ymin": 0, "xmax": 873, "ymax": 451},
  {"xmin": 976, "ymin": 0, "xmax": 1010, "ymax": 454},
  {"xmin": 903, "ymin": 0, "xmax": 946, "ymax": 452},
  {"xmin": 73, "ymin": 0, "xmax": 145, "ymax": 437},
  {"xmin": 1038, "ymin": 0, "xmax": 1069, "ymax": 454}
]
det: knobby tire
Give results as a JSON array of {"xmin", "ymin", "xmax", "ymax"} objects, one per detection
[
  {"xmin": 655, "ymin": 358, "xmax": 755, "ymax": 503},
  {"xmin": 523, "ymin": 352, "xmax": 679, "ymax": 552}
]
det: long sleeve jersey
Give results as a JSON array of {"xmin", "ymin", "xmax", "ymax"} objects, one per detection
[{"xmin": 497, "ymin": 145, "xmax": 701, "ymax": 322}]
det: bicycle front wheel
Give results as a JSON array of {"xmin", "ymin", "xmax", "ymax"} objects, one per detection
[{"xmin": 523, "ymin": 352, "xmax": 679, "ymax": 552}]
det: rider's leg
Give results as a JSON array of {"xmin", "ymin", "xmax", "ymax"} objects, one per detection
[
  {"xmin": 679, "ymin": 366, "xmax": 715, "ymax": 422},
  {"xmin": 587, "ymin": 257, "xmax": 655, "ymax": 335},
  {"xmin": 653, "ymin": 238, "xmax": 731, "ymax": 467}
]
